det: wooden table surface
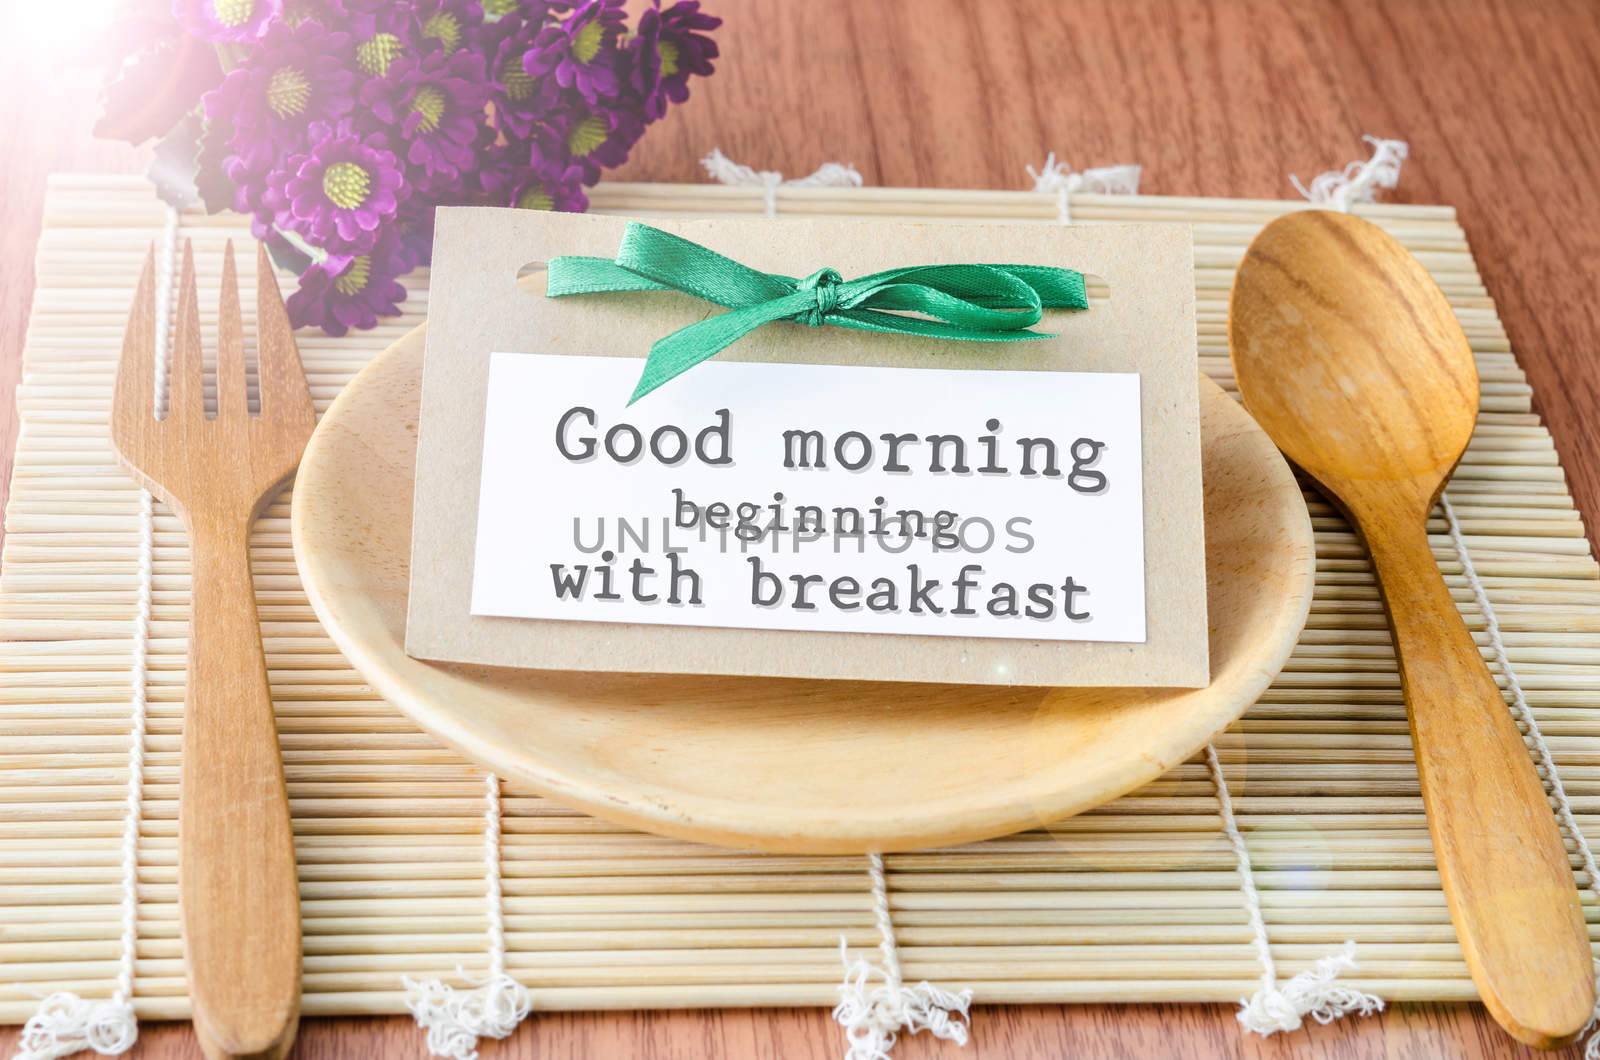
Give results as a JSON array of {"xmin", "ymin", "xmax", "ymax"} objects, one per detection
[{"xmin": 4, "ymin": 1, "xmax": 1599, "ymax": 1056}]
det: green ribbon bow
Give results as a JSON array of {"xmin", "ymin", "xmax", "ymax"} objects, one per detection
[{"xmin": 545, "ymin": 222, "xmax": 1090, "ymax": 403}]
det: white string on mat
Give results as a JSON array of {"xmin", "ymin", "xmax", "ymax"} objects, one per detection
[
  {"xmin": 833, "ymin": 853, "xmax": 972, "ymax": 1060},
  {"xmin": 14, "ymin": 204, "xmax": 181, "ymax": 1060},
  {"xmin": 1026, "ymin": 153, "xmax": 1142, "ymax": 223},
  {"xmin": 1438, "ymin": 495, "xmax": 1600, "ymax": 1056},
  {"xmin": 403, "ymin": 771, "xmax": 533, "ymax": 1060},
  {"xmin": 1204, "ymin": 746, "xmax": 1384, "ymax": 1033},
  {"xmin": 701, "ymin": 146, "xmax": 862, "ymax": 218},
  {"xmin": 700, "ymin": 146, "xmax": 971, "ymax": 1060},
  {"xmin": 1290, "ymin": 135, "xmax": 1409, "ymax": 212}
]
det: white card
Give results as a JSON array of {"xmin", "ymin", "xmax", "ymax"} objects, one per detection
[{"xmin": 470, "ymin": 352, "xmax": 1146, "ymax": 643}]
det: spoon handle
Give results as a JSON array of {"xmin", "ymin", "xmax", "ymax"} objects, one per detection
[{"xmin": 1367, "ymin": 517, "xmax": 1593, "ymax": 1047}]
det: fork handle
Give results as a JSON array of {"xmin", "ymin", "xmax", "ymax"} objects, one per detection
[
  {"xmin": 1366, "ymin": 518, "xmax": 1592, "ymax": 1047},
  {"xmin": 179, "ymin": 511, "xmax": 302, "ymax": 1060}
]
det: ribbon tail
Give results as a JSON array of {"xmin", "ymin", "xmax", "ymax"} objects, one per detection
[
  {"xmin": 832, "ymin": 309, "xmax": 1059, "ymax": 344},
  {"xmin": 629, "ymin": 296, "xmax": 810, "ymax": 403},
  {"xmin": 991, "ymin": 265, "xmax": 1089, "ymax": 310}
]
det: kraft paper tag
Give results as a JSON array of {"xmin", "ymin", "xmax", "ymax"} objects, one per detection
[{"xmin": 408, "ymin": 209, "xmax": 1206, "ymax": 687}]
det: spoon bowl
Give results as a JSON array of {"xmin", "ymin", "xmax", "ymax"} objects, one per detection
[
  {"xmin": 1231, "ymin": 209, "xmax": 1592, "ymax": 1049},
  {"xmin": 1230, "ymin": 210, "xmax": 1477, "ymax": 502}
]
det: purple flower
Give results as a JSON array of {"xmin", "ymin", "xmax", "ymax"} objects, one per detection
[
  {"xmin": 287, "ymin": 228, "xmax": 409, "ymax": 336},
  {"xmin": 479, "ymin": 0, "xmax": 549, "ymax": 20},
  {"xmin": 345, "ymin": 0, "xmax": 483, "ymax": 82},
  {"xmin": 537, "ymin": 105, "xmax": 642, "ymax": 185},
  {"xmin": 334, "ymin": 0, "xmax": 401, "ymax": 18},
  {"xmin": 222, "ymin": 150, "xmax": 278, "ymax": 236},
  {"xmin": 279, "ymin": 0, "xmax": 342, "ymax": 26},
  {"xmin": 480, "ymin": 141, "xmax": 588, "ymax": 213},
  {"xmin": 514, "ymin": 168, "xmax": 589, "ymax": 213},
  {"xmin": 523, "ymin": 0, "xmax": 626, "ymax": 104},
  {"xmin": 485, "ymin": 10, "xmax": 561, "ymax": 139},
  {"xmin": 225, "ymin": 148, "xmax": 319, "ymax": 267},
  {"xmin": 412, "ymin": 0, "xmax": 485, "ymax": 53},
  {"xmin": 631, "ymin": 1, "xmax": 719, "ymax": 119},
  {"xmin": 174, "ymin": 0, "xmax": 282, "ymax": 42},
  {"xmin": 272, "ymin": 119, "xmax": 406, "ymax": 251},
  {"xmin": 362, "ymin": 50, "xmax": 491, "ymax": 184},
  {"xmin": 203, "ymin": 20, "xmax": 356, "ymax": 166},
  {"xmin": 347, "ymin": 10, "xmax": 414, "ymax": 78}
]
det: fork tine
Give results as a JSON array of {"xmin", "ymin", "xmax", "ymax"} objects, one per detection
[
  {"xmin": 216, "ymin": 241, "xmax": 248, "ymax": 420},
  {"xmin": 169, "ymin": 240, "xmax": 204, "ymax": 420},
  {"xmin": 256, "ymin": 241, "xmax": 314, "ymax": 424},
  {"xmin": 112, "ymin": 245, "xmax": 159, "ymax": 428}
]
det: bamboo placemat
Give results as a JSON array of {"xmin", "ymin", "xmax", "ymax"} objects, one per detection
[{"xmin": 3, "ymin": 173, "xmax": 1597, "ymax": 1025}]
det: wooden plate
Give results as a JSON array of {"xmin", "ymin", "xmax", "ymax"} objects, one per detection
[{"xmin": 291, "ymin": 330, "xmax": 1314, "ymax": 854}]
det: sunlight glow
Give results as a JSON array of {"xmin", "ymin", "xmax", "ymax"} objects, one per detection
[{"xmin": 15, "ymin": 0, "xmax": 125, "ymax": 59}]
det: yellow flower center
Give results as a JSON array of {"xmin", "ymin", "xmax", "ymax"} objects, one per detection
[
  {"xmin": 409, "ymin": 85, "xmax": 447, "ymax": 133},
  {"xmin": 265, "ymin": 66, "xmax": 311, "ymax": 119},
  {"xmin": 322, "ymin": 162, "xmax": 371, "ymax": 210},
  {"xmin": 212, "ymin": 0, "xmax": 254, "ymax": 28},
  {"xmin": 356, "ymin": 33, "xmax": 403, "ymax": 76},
  {"xmin": 657, "ymin": 39, "xmax": 680, "ymax": 77},
  {"xmin": 517, "ymin": 187, "xmax": 554, "ymax": 211},
  {"xmin": 501, "ymin": 56, "xmax": 535, "ymax": 102},
  {"xmin": 482, "ymin": 0, "xmax": 517, "ymax": 14},
  {"xmin": 566, "ymin": 115, "xmax": 607, "ymax": 156},
  {"xmin": 572, "ymin": 20, "xmax": 604, "ymax": 64},
  {"xmin": 421, "ymin": 11, "xmax": 461, "ymax": 51},
  {"xmin": 334, "ymin": 256, "xmax": 372, "ymax": 297}
]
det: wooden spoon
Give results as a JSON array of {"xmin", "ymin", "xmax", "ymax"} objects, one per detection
[{"xmin": 1230, "ymin": 210, "xmax": 1592, "ymax": 1048}]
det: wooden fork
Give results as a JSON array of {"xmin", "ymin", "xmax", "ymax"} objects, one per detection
[{"xmin": 112, "ymin": 240, "xmax": 313, "ymax": 1059}]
